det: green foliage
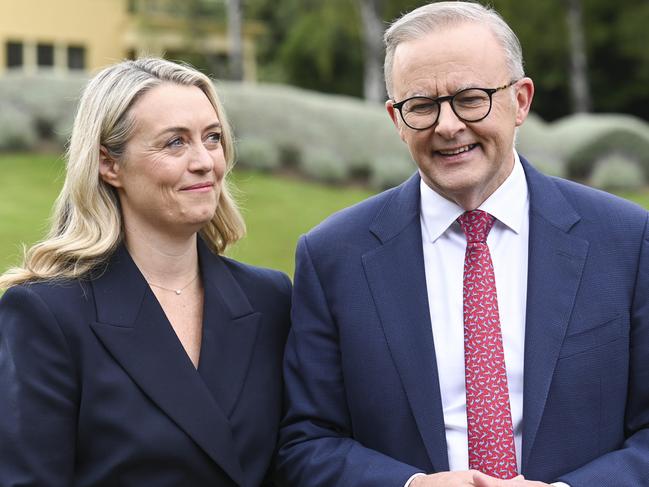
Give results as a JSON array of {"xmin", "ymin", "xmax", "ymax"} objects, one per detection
[
  {"xmin": 547, "ymin": 113, "xmax": 649, "ymax": 181},
  {"xmin": 0, "ymin": 102, "xmax": 37, "ymax": 151},
  {"xmin": 515, "ymin": 113, "xmax": 567, "ymax": 177},
  {"xmin": 589, "ymin": 154, "xmax": 645, "ymax": 191},
  {"xmin": 0, "ymin": 74, "xmax": 85, "ymax": 149},
  {"xmin": 584, "ymin": 0, "xmax": 649, "ymax": 117},
  {"xmin": 246, "ymin": 0, "xmax": 649, "ymax": 121},
  {"xmin": 6, "ymin": 75, "xmax": 649, "ymax": 191},
  {"xmin": 236, "ymin": 136, "xmax": 281, "ymax": 171},
  {"xmin": 370, "ymin": 153, "xmax": 416, "ymax": 190},
  {"xmin": 300, "ymin": 150, "xmax": 348, "ymax": 183},
  {"xmin": 218, "ymin": 81, "xmax": 410, "ymax": 187},
  {"xmin": 247, "ymin": 0, "xmax": 364, "ymax": 95},
  {"xmin": 491, "ymin": 0, "xmax": 571, "ymax": 121}
]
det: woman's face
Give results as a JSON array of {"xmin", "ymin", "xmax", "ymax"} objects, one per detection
[{"xmin": 101, "ymin": 83, "xmax": 226, "ymax": 239}]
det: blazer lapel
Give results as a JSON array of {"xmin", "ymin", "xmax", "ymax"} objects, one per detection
[
  {"xmin": 362, "ymin": 173, "xmax": 450, "ymax": 472},
  {"xmin": 89, "ymin": 244, "xmax": 246, "ymax": 486},
  {"xmin": 196, "ymin": 240, "xmax": 261, "ymax": 418},
  {"xmin": 520, "ymin": 159, "xmax": 589, "ymax": 472}
]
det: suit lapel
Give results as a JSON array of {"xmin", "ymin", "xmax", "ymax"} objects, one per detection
[
  {"xmin": 363, "ymin": 174, "xmax": 450, "ymax": 472},
  {"xmin": 520, "ymin": 159, "xmax": 589, "ymax": 472},
  {"xmin": 89, "ymin": 244, "xmax": 247, "ymax": 486}
]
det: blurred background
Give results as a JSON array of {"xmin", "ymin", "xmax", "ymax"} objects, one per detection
[{"xmin": 2, "ymin": 0, "xmax": 649, "ymax": 276}]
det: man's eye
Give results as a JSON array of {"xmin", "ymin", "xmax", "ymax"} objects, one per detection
[{"xmin": 407, "ymin": 101, "xmax": 436, "ymax": 114}]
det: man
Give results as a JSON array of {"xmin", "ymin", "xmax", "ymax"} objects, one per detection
[{"xmin": 276, "ymin": 2, "xmax": 649, "ymax": 486}]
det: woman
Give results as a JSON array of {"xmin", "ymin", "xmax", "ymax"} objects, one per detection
[{"xmin": 0, "ymin": 58, "xmax": 291, "ymax": 486}]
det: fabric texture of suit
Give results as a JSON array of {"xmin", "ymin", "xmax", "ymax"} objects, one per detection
[
  {"xmin": 276, "ymin": 157, "xmax": 649, "ymax": 486},
  {"xmin": 0, "ymin": 239, "xmax": 291, "ymax": 487}
]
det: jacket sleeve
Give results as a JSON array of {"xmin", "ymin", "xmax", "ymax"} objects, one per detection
[
  {"xmin": 275, "ymin": 236, "xmax": 421, "ymax": 487},
  {"xmin": 0, "ymin": 285, "xmax": 78, "ymax": 486},
  {"xmin": 556, "ymin": 215, "xmax": 649, "ymax": 486}
]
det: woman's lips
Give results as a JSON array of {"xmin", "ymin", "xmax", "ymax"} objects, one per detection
[{"xmin": 180, "ymin": 182, "xmax": 214, "ymax": 191}]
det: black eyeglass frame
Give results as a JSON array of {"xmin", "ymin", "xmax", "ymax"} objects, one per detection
[{"xmin": 391, "ymin": 79, "xmax": 520, "ymax": 131}]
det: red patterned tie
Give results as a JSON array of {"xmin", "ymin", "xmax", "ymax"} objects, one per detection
[{"xmin": 458, "ymin": 210, "xmax": 517, "ymax": 479}]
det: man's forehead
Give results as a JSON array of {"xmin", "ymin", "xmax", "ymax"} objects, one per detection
[
  {"xmin": 391, "ymin": 61, "xmax": 495, "ymax": 98},
  {"xmin": 390, "ymin": 25, "xmax": 508, "ymax": 98}
]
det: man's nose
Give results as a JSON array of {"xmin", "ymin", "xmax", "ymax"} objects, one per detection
[{"xmin": 434, "ymin": 100, "xmax": 466, "ymax": 138}]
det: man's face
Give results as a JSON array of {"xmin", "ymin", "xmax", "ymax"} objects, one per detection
[{"xmin": 386, "ymin": 22, "xmax": 533, "ymax": 209}]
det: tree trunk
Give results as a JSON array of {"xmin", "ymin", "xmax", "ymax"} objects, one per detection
[
  {"xmin": 227, "ymin": 0, "xmax": 244, "ymax": 80},
  {"xmin": 357, "ymin": 0, "xmax": 385, "ymax": 102},
  {"xmin": 566, "ymin": 0, "xmax": 592, "ymax": 112}
]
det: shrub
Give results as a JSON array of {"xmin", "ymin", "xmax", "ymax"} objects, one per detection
[
  {"xmin": 516, "ymin": 113, "xmax": 567, "ymax": 177},
  {"xmin": 0, "ymin": 101, "xmax": 37, "ymax": 150},
  {"xmin": 217, "ymin": 81, "xmax": 408, "ymax": 188},
  {"xmin": 3, "ymin": 75, "xmax": 649, "ymax": 192},
  {"xmin": 0, "ymin": 74, "xmax": 85, "ymax": 149},
  {"xmin": 589, "ymin": 153, "xmax": 646, "ymax": 191},
  {"xmin": 370, "ymin": 154, "xmax": 416, "ymax": 190},
  {"xmin": 548, "ymin": 113, "xmax": 649, "ymax": 181},
  {"xmin": 235, "ymin": 137, "xmax": 281, "ymax": 171},
  {"xmin": 300, "ymin": 149, "xmax": 348, "ymax": 184}
]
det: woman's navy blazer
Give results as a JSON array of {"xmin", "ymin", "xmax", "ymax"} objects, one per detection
[{"xmin": 0, "ymin": 240, "xmax": 291, "ymax": 487}]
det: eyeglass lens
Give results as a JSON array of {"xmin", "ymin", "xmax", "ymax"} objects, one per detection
[{"xmin": 401, "ymin": 88, "xmax": 492, "ymax": 129}]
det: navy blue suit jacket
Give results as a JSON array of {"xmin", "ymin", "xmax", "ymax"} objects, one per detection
[
  {"xmin": 277, "ymin": 158, "xmax": 649, "ymax": 486},
  {"xmin": 0, "ymin": 240, "xmax": 291, "ymax": 487}
]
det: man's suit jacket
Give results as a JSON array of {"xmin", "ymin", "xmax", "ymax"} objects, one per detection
[
  {"xmin": 277, "ymin": 158, "xmax": 649, "ymax": 486},
  {"xmin": 0, "ymin": 239, "xmax": 291, "ymax": 487}
]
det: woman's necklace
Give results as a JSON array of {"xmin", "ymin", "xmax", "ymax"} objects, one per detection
[{"xmin": 146, "ymin": 273, "xmax": 199, "ymax": 296}]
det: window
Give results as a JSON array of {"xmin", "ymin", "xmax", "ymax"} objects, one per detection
[
  {"xmin": 67, "ymin": 46, "xmax": 85, "ymax": 70},
  {"xmin": 6, "ymin": 41, "xmax": 23, "ymax": 68},
  {"xmin": 37, "ymin": 43, "xmax": 54, "ymax": 67}
]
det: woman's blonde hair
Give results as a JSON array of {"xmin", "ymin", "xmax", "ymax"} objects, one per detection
[{"xmin": 0, "ymin": 58, "xmax": 245, "ymax": 289}]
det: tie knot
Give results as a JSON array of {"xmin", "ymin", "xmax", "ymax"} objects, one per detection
[{"xmin": 458, "ymin": 210, "xmax": 495, "ymax": 243}]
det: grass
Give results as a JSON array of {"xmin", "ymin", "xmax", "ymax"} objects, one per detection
[
  {"xmin": 3, "ymin": 153, "xmax": 649, "ymax": 279},
  {"xmin": 0, "ymin": 154, "xmax": 373, "ymax": 277},
  {"xmin": 0, "ymin": 153, "xmax": 67, "ymax": 271},
  {"xmin": 228, "ymin": 171, "xmax": 373, "ymax": 274}
]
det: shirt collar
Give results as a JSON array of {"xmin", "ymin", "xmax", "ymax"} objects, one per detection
[{"xmin": 420, "ymin": 150, "xmax": 529, "ymax": 243}]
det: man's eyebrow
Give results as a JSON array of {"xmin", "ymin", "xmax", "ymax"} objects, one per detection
[{"xmin": 410, "ymin": 83, "xmax": 483, "ymax": 99}]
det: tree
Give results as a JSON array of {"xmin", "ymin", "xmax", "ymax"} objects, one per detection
[
  {"xmin": 356, "ymin": 0, "xmax": 386, "ymax": 102},
  {"xmin": 227, "ymin": 0, "xmax": 244, "ymax": 80},
  {"xmin": 566, "ymin": 0, "xmax": 592, "ymax": 112}
]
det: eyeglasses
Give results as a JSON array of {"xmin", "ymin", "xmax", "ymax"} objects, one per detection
[{"xmin": 391, "ymin": 80, "xmax": 519, "ymax": 131}]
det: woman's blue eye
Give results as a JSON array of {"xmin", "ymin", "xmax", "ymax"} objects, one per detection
[
  {"xmin": 206, "ymin": 132, "xmax": 222, "ymax": 144},
  {"xmin": 166, "ymin": 137, "xmax": 184, "ymax": 148}
]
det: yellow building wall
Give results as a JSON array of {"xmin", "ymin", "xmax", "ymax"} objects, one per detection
[
  {"xmin": 0, "ymin": 0, "xmax": 257, "ymax": 80},
  {"xmin": 0, "ymin": 0, "xmax": 130, "ymax": 75}
]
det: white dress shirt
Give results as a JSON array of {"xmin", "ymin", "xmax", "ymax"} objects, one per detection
[{"xmin": 404, "ymin": 152, "xmax": 569, "ymax": 487}]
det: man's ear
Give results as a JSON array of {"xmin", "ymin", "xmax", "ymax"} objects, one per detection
[
  {"xmin": 514, "ymin": 77, "xmax": 535, "ymax": 127},
  {"xmin": 385, "ymin": 99, "xmax": 407, "ymax": 143},
  {"xmin": 98, "ymin": 146, "xmax": 122, "ymax": 188}
]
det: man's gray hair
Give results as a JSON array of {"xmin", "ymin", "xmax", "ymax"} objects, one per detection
[{"xmin": 383, "ymin": 1, "xmax": 525, "ymax": 98}]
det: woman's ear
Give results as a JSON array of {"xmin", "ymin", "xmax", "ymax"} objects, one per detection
[{"xmin": 98, "ymin": 146, "xmax": 123, "ymax": 188}]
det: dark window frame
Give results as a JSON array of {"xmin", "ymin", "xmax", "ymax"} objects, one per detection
[
  {"xmin": 6, "ymin": 41, "xmax": 23, "ymax": 68},
  {"xmin": 37, "ymin": 43, "xmax": 55, "ymax": 67},
  {"xmin": 67, "ymin": 45, "xmax": 86, "ymax": 70}
]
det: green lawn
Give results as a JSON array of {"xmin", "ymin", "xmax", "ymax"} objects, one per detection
[
  {"xmin": 2, "ymin": 153, "xmax": 649, "ymax": 279},
  {"xmin": 0, "ymin": 154, "xmax": 373, "ymax": 277}
]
